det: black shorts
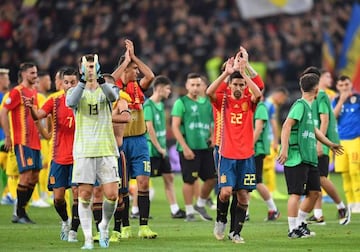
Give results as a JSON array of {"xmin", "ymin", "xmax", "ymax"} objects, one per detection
[
  {"xmin": 284, "ymin": 162, "xmax": 321, "ymax": 195},
  {"xmin": 179, "ymin": 149, "xmax": 217, "ymax": 184},
  {"xmin": 255, "ymin": 154, "xmax": 265, "ymax": 184},
  {"xmin": 317, "ymin": 155, "xmax": 330, "ymax": 177},
  {"xmin": 150, "ymin": 156, "xmax": 172, "ymax": 177}
]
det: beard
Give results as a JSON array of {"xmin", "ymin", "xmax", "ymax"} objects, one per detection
[{"xmin": 234, "ymin": 90, "xmax": 241, "ymax": 99}]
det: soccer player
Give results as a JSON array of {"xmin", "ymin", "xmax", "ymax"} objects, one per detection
[
  {"xmin": 24, "ymin": 67, "xmax": 79, "ymax": 240},
  {"xmin": 208, "ymin": 53, "xmax": 262, "ymax": 244},
  {"xmin": 332, "ymin": 75, "xmax": 360, "ymax": 214},
  {"xmin": 30, "ymin": 71, "xmax": 52, "ymax": 208},
  {"xmin": 0, "ymin": 62, "xmax": 41, "ymax": 224},
  {"xmin": 171, "ymin": 73, "xmax": 216, "ymax": 222},
  {"xmin": 301, "ymin": 67, "xmax": 350, "ymax": 225},
  {"xmin": 0, "ymin": 68, "xmax": 12, "ymax": 205},
  {"xmin": 111, "ymin": 39, "xmax": 157, "ymax": 239},
  {"xmin": 66, "ymin": 54, "xmax": 119, "ymax": 249},
  {"xmin": 253, "ymin": 95, "xmax": 280, "ymax": 221},
  {"xmin": 144, "ymin": 75, "xmax": 186, "ymax": 219},
  {"xmin": 277, "ymin": 73, "xmax": 343, "ymax": 239}
]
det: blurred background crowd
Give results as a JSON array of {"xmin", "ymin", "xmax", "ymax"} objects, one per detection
[{"xmin": 0, "ymin": 0, "xmax": 358, "ymax": 114}]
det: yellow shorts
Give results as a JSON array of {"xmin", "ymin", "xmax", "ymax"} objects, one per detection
[
  {"xmin": 334, "ymin": 138, "xmax": 360, "ymax": 173},
  {"xmin": 6, "ymin": 151, "xmax": 19, "ymax": 176},
  {"xmin": 41, "ymin": 139, "xmax": 50, "ymax": 167}
]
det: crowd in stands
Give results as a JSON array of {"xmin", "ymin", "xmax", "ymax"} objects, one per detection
[{"xmin": 0, "ymin": 0, "xmax": 355, "ymax": 100}]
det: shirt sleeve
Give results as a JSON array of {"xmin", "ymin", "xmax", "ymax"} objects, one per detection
[
  {"xmin": 171, "ymin": 98, "xmax": 185, "ymax": 117},
  {"xmin": 41, "ymin": 97, "xmax": 55, "ymax": 115},
  {"xmin": 143, "ymin": 103, "xmax": 153, "ymax": 121},
  {"xmin": 287, "ymin": 102, "xmax": 304, "ymax": 121},
  {"xmin": 254, "ymin": 104, "xmax": 268, "ymax": 121},
  {"xmin": 318, "ymin": 98, "xmax": 329, "ymax": 115},
  {"xmin": 3, "ymin": 88, "xmax": 21, "ymax": 110}
]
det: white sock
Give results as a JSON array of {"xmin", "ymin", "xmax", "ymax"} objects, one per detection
[
  {"xmin": 297, "ymin": 209, "xmax": 309, "ymax": 226},
  {"xmin": 265, "ymin": 198, "xmax": 277, "ymax": 211},
  {"xmin": 336, "ymin": 201, "xmax": 346, "ymax": 209},
  {"xmin": 78, "ymin": 198, "xmax": 93, "ymax": 241},
  {"xmin": 132, "ymin": 206, "xmax": 139, "ymax": 214},
  {"xmin": 99, "ymin": 198, "xmax": 117, "ymax": 232},
  {"xmin": 170, "ymin": 204, "xmax": 180, "ymax": 214},
  {"xmin": 185, "ymin": 204, "xmax": 195, "ymax": 215},
  {"xmin": 288, "ymin": 217, "xmax": 297, "ymax": 232},
  {"xmin": 314, "ymin": 208, "xmax": 323, "ymax": 219},
  {"xmin": 196, "ymin": 197, "xmax": 207, "ymax": 207}
]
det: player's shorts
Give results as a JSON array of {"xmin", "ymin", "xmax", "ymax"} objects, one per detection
[
  {"xmin": 150, "ymin": 156, "xmax": 172, "ymax": 177},
  {"xmin": 334, "ymin": 138, "xmax": 360, "ymax": 173},
  {"xmin": 5, "ymin": 150, "xmax": 18, "ymax": 176},
  {"xmin": 218, "ymin": 155, "xmax": 256, "ymax": 191},
  {"xmin": 255, "ymin": 154, "xmax": 265, "ymax": 184},
  {"xmin": 118, "ymin": 149, "xmax": 129, "ymax": 194},
  {"xmin": 72, "ymin": 156, "xmax": 119, "ymax": 185},
  {"xmin": 179, "ymin": 149, "xmax": 216, "ymax": 184},
  {"xmin": 284, "ymin": 162, "xmax": 321, "ymax": 195},
  {"xmin": 318, "ymin": 155, "xmax": 330, "ymax": 177},
  {"xmin": 122, "ymin": 135, "xmax": 150, "ymax": 178},
  {"xmin": 14, "ymin": 144, "xmax": 42, "ymax": 173},
  {"xmin": 48, "ymin": 160, "xmax": 73, "ymax": 191}
]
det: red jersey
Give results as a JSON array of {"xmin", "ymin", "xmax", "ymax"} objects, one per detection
[
  {"xmin": 41, "ymin": 93, "xmax": 75, "ymax": 164},
  {"xmin": 3, "ymin": 85, "xmax": 41, "ymax": 150},
  {"xmin": 212, "ymin": 75, "xmax": 264, "ymax": 147},
  {"xmin": 213, "ymin": 92, "xmax": 257, "ymax": 159},
  {"xmin": 115, "ymin": 79, "xmax": 145, "ymax": 110}
]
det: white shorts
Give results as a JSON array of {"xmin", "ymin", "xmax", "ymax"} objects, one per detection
[{"xmin": 72, "ymin": 156, "xmax": 119, "ymax": 185}]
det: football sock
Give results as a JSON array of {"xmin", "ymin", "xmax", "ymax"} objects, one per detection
[
  {"xmin": 138, "ymin": 190, "xmax": 150, "ymax": 225},
  {"xmin": 92, "ymin": 202, "xmax": 102, "ymax": 232},
  {"xmin": 54, "ymin": 199, "xmax": 68, "ymax": 221}
]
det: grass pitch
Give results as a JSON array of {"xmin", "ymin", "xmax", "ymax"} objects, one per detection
[{"xmin": 0, "ymin": 173, "xmax": 359, "ymax": 251}]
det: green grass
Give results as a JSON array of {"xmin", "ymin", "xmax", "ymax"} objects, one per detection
[{"xmin": 0, "ymin": 173, "xmax": 359, "ymax": 251}]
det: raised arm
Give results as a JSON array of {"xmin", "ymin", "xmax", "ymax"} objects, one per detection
[
  {"xmin": 126, "ymin": 39, "xmax": 154, "ymax": 90},
  {"xmin": 206, "ymin": 58, "xmax": 234, "ymax": 100}
]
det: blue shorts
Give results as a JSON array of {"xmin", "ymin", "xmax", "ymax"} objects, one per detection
[
  {"xmin": 122, "ymin": 135, "xmax": 150, "ymax": 178},
  {"xmin": 218, "ymin": 156, "xmax": 256, "ymax": 191},
  {"xmin": 48, "ymin": 161, "xmax": 73, "ymax": 191},
  {"xmin": 14, "ymin": 145, "xmax": 42, "ymax": 173}
]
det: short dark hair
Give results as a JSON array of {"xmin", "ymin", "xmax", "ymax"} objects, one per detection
[
  {"xmin": 102, "ymin": 73, "xmax": 115, "ymax": 83},
  {"xmin": 152, "ymin": 75, "xmax": 171, "ymax": 87},
  {"xmin": 229, "ymin": 71, "xmax": 243, "ymax": 82},
  {"xmin": 338, "ymin": 75, "xmax": 350, "ymax": 82},
  {"xmin": 63, "ymin": 67, "xmax": 78, "ymax": 78},
  {"xmin": 187, "ymin": 72, "xmax": 201, "ymax": 80},
  {"xmin": 299, "ymin": 73, "xmax": 319, "ymax": 92},
  {"xmin": 18, "ymin": 62, "xmax": 37, "ymax": 82},
  {"xmin": 79, "ymin": 54, "xmax": 95, "ymax": 65},
  {"xmin": 301, "ymin": 66, "xmax": 321, "ymax": 77}
]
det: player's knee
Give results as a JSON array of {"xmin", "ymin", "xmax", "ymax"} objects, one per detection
[
  {"xmin": 137, "ymin": 176, "xmax": 149, "ymax": 190},
  {"xmin": 220, "ymin": 189, "xmax": 232, "ymax": 202}
]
